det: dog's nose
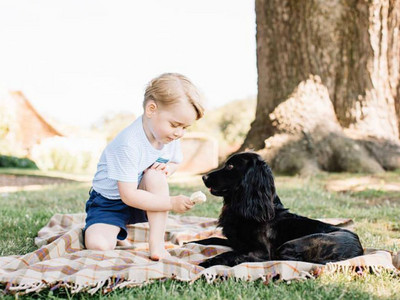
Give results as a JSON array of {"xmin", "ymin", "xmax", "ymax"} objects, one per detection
[{"xmin": 202, "ymin": 174, "xmax": 209, "ymax": 183}]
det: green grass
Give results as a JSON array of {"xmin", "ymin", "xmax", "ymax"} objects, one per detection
[{"xmin": 0, "ymin": 171, "xmax": 399, "ymax": 299}]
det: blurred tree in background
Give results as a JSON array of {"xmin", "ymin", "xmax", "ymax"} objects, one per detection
[
  {"xmin": 92, "ymin": 112, "xmax": 135, "ymax": 142},
  {"xmin": 189, "ymin": 98, "xmax": 256, "ymax": 158}
]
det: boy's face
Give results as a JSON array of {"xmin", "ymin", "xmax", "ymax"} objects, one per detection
[{"xmin": 145, "ymin": 99, "xmax": 197, "ymax": 146}]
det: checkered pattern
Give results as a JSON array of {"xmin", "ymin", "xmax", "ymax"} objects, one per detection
[{"xmin": 0, "ymin": 214, "xmax": 398, "ymax": 295}]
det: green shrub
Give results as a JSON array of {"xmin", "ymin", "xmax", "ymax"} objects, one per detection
[
  {"xmin": 0, "ymin": 155, "xmax": 38, "ymax": 169},
  {"xmin": 91, "ymin": 112, "xmax": 135, "ymax": 142},
  {"xmin": 189, "ymin": 98, "xmax": 256, "ymax": 157},
  {"xmin": 30, "ymin": 136, "xmax": 105, "ymax": 173}
]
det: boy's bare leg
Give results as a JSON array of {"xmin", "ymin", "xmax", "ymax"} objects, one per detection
[
  {"xmin": 85, "ymin": 223, "xmax": 120, "ymax": 250},
  {"xmin": 139, "ymin": 169, "xmax": 171, "ymax": 260},
  {"xmin": 147, "ymin": 211, "xmax": 170, "ymax": 260}
]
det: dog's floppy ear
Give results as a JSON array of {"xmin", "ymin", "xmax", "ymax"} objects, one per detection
[{"xmin": 233, "ymin": 158, "xmax": 276, "ymax": 222}]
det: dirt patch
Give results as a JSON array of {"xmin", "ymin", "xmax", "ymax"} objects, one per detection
[
  {"xmin": 0, "ymin": 174, "xmax": 76, "ymax": 187},
  {"xmin": 326, "ymin": 176, "xmax": 400, "ymax": 192}
]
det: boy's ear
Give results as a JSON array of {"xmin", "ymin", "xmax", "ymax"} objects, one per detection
[{"xmin": 145, "ymin": 100, "xmax": 158, "ymax": 117}]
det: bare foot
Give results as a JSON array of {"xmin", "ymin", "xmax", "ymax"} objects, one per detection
[{"xmin": 149, "ymin": 248, "xmax": 171, "ymax": 261}]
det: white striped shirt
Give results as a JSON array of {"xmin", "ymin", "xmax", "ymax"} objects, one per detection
[{"xmin": 92, "ymin": 115, "xmax": 183, "ymax": 199}]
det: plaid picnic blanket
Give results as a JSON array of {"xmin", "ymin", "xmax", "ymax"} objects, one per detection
[{"xmin": 0, "ymin": 213, "xmax": 398, "ymax": 295}]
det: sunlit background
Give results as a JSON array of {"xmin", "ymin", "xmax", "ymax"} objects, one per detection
[
  {"xmin": 0, "ymin": 1, "xmax": 257, "ymax": 173},
  {"xmin": 0, "ymin": 0, "xmax": 257, "ymax": 128}
]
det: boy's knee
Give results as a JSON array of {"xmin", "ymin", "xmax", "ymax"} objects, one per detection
[{"xmin": 141, "ymin": 169, "xmax": 168, "ymax": 189}]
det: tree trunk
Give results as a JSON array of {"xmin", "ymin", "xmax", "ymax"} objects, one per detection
[{"xmin": 241, "ymin": 0, "xmax": 400, "ymax": 174}]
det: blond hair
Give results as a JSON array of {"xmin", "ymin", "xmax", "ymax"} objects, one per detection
[{"xmin": 143, "ymin": 73, "xmax": 204, "ymax": 119}]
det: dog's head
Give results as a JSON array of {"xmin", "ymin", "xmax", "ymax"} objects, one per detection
[{"xmin": 202, "ymin": 152, "xmax": 276, "ymax": 222}]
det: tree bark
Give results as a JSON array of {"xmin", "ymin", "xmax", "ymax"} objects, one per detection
[{"xmin": 241, "ymin": 0, "xmax": 400, "ymax": 174}]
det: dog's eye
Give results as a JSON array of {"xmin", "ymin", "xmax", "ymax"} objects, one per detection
[{"xmin": 226, "ymin": 164, "xmax": 234, "ymax": 170}]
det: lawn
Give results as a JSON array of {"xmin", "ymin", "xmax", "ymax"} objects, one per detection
[{"xmin": 0, "ymin": 170, "xmax": 399, "ymax": 299}]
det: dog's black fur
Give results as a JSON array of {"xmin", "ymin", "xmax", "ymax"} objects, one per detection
[{"xmin": 192, "ymin": 152, "xmax": 363, "ymax": 268}]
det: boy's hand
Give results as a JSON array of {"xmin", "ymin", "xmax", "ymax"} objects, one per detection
[
  {"xmin": 170, "ymin": 195, "xmax": 194, "ymax": 213},
  {"xmin": 147, "ymin": 162, "xmax": 170, "ymax": 176}
]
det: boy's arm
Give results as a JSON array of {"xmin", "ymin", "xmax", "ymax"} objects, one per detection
[{"xmin": 118, "ymin": 181, "xmax": 192, "ymax": 212}]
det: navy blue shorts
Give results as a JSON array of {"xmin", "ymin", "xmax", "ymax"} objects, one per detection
[{"xmin": 83, "ymin": 188, "xmax": 148, "ymax": 241}]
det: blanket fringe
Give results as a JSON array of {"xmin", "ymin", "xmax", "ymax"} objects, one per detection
[
  {"xmin": 25, "ymin": 282, "xmax": 46, "ymax": 293},
  {"xmin": 2, "ymin": 264, "xmax": 398, "ymax": 296},
  {"xmin": 69, "ymin": 282, "xmax": 87, "ymax": 294},
  {"xmin": 324, "ymin": 263, "xmax": 399, "ymax": 277},
  {"xmin": 2, "ymin": 255, "xmax": 398, "ymax": 295},
  {"xmin": 86, "ymin": 280, "xmax": 106, "ymax": 295},
  {"xmin": 104, "ymin": 276, "xmax": 150, "ymax": 293},
  {"xmin": 6, "ymin": 281, "xmax": 47, "ymax": 294}
]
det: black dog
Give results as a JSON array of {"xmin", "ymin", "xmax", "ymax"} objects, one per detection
[{"xmin": 192, "ymin": 152, "xmax": 363, "ymax": 268}]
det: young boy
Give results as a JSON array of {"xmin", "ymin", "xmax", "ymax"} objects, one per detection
[{"xmin": 84, "ymin": 73, "xmax": 204, "ymax": 260}]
